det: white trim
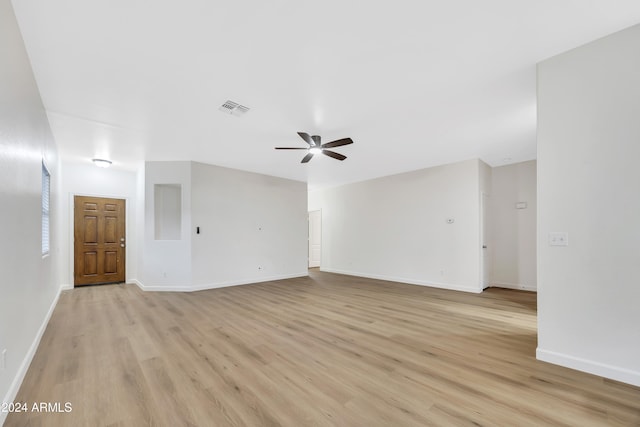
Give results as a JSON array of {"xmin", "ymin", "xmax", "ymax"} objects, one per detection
[
  {"xmin": 537, "ymin": 348, "xmax": 640, "ymax": 387},
  {"xmin": 490, "ymin": 282, "xmax": 537, "ymax": 292},
  {"xmin": 60, "ymin": 284, "xmax": 73, "ymax": 291},
  {"xmin": 320, "ymin": 268, "xmax": 482, "ymax": 294},
  {"xmin": 132, "ymin": 273, "xmax": 309, "ymax": 292},
  {"xmin": 131, "ymin": 279, "xmax": 145, "ymax": 291},
  {"xmin": 1, "ymin": 285, "xmax": 63, "ymax": 426}
]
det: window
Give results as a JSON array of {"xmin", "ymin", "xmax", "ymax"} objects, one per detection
[{"xmin": 42, "ymin": 161, "xmax": 50, "ymax": 256}]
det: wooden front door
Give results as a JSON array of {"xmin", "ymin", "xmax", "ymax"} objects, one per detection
[{"xmin": 74, "ymin": 196, "xmax": 126, "ymax": 286}]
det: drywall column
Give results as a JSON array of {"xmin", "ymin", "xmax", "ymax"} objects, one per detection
[
  {"xmin": 141, "ymin": 161, "xmax": 192, "ymax": 290},
  {"xmin": 537, "ymin": 24, "xmax": 640, "ymax": 386}
]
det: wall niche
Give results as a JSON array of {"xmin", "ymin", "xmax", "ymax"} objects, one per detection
[{"xmin": 154, "ymin": 184, "xmax": 182, "ymax": 240}]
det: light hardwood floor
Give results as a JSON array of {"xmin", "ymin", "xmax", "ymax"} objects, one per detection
[{"xmin": 5, "ymin": 270, "xmax": 640, "ymax": 426}]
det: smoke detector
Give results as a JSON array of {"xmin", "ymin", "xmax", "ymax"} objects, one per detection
[{"xmin": 219, "ymin": 100, "xmax": 250, "ymax": 117}]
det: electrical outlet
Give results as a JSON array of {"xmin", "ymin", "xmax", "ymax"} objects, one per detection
[{"xmin": 549, "ymin": 232, "xmax": 569, "ymax": 246}]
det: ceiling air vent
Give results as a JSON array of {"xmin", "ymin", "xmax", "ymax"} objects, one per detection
[{"xmin": 219, "ymin": 100, "xmax": 250, "ymax": 117}]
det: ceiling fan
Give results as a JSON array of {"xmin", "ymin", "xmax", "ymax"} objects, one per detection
[{"xmin": 275, "ymin": 132, "xmax": 354, "ymax": 163}]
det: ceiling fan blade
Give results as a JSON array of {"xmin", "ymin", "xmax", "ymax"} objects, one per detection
[
  {"xmin": 322, "ymin": 138, "xmax": 353, "ymax": 148},
  {"xmin": 311, "ymin": 135, "xmax": 321, "ymax": 146},
  {"xmin": 301, "ymin": 152, "xmax": 314, "ymax": 163},
  {"xmin": 322, "ymin": 150, "xmax": 346, "ymax": 161},
  {"xmin": 297, "ymin": 132, "xmax": 314, "ymax": 146},
  {"xmin": 275, "ymin": 147, "xmax": 308, "ymax": 149}
]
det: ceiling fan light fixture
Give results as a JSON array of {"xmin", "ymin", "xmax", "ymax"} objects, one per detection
[
  {"xmin": 275, "ymin": 132, "xmax": 354, "ymax": 163},
  {"xmin": 92, "ymin": 158, "xmax": 112, "ymax": 168}
]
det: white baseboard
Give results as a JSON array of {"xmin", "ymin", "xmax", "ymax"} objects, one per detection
[
  {"xmin": 131, "ymin": 272, "xmax": 309, "ymax": 292},
  {"xmin": 1, "ymin": 285, "xmax": 64, "ymax": 426},
  {"xmin": 130, "ymin": 278, "xmax": 147, "ymax": 291},
  {"xmin": 491, "ymin": 282, "xmax": 537, "ymax": 292},
  {"xmin": 130, "ymin": 278, "xmax": 188, "ymax": 292},
  {"xmin": 536, "ymin": 348, "xmax": 640, "ymax": 387},
  {"xmin": 60, "ymin": 283, "xmax": 73, "ymax": 290},
  {"xmin": 188, "ymin": 273, "xmax": 309, "ymax": 292},
  {"xmin": 320, "ymin": 268, "xmax": 482, "ymax": 294}
]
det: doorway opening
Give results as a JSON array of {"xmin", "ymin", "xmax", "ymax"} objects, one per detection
[
  {"xmin": 480, "ymin": 192, "xmax": 491, "ymax": 289},
  {"xmin": 308, "ymin": 210, "xmax": 321, "ymax": 268}
]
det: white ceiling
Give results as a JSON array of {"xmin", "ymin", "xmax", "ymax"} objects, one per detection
[{"xmin": 12, "ymin": 0, "xmax": 640, "ymax": 189}]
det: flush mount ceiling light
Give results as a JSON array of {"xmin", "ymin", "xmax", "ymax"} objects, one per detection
[{"xmin": 92, "ymin": 158, "xmax": 112, "ymax": 168}]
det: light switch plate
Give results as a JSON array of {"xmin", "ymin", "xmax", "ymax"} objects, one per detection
[{"xmin": 549, "ymin": 232, "xmax": 569, "ymax": 246}]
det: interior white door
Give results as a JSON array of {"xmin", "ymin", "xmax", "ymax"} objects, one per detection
[
  {"xmin": 308, "ymin": 210, "xmax": 321, "ymax": 268},
  {"xmin": 480, "ymin": 193, "xmax": 491, "ymax": 288}
]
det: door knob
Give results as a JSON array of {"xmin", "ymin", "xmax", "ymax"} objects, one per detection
[
  {"xmin": 120, "ymin": 238, "xmax": 125, "ymax": 242},
  {"xmin": 120, "ymin": 243, "xmax": 125, "ymax": 248}
]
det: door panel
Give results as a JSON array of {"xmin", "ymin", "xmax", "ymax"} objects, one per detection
[
  {"xmin": 84, "ymin": 252, "xmax": 97, "ymax": 275},
  {"xmin": 84, "ymin": 216, "xmax": 98, "ymax": 242},
  {"xmin": 74, "ymin": 196, "xmax": 126, "ymax": 286},
  {"xmin": 105, "ymin": 251, "xmax": 118, "ymax": 273},
  {"xmin": 104, "ymin": 216, "xmax": 117, "ymax": 242}
]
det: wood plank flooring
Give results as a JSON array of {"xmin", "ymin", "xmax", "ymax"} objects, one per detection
[{"xmin": 5, "ymin": 270, "xmax": 640, "ymax": 426}]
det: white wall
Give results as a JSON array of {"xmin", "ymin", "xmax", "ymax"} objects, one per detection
[
  {"xmin": 140, "ymin": 161, "xmax": 308, "ymax": 291},
  {"xmin": 309, "ymin": 159, "xmax": 484, "ymax": 293},
  {"xmin": 491, "ymin": 160, "xmax": 537, "ymax": 290},
  {"xmin": 0, "ymin": 0, "xmax": 60, "ymax": 419},
  {"xmin": 479, "ymin": 159, "xmax": 492, "ymax": 203},
  {"xmin": 58, "ymin": 161, "xmax": 139, "ymax": 287},
  {"xmin": 191, "ymin": 162, "xmax": 308, "ymax": 288},
  {"xmin": 537, "ymin": 24, "xmax": 640, "ymax": 386}
]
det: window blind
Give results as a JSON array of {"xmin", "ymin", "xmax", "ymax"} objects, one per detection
[{"xmin": 42, "ymin": 162, "xmax": 50, "ymax": 256}]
